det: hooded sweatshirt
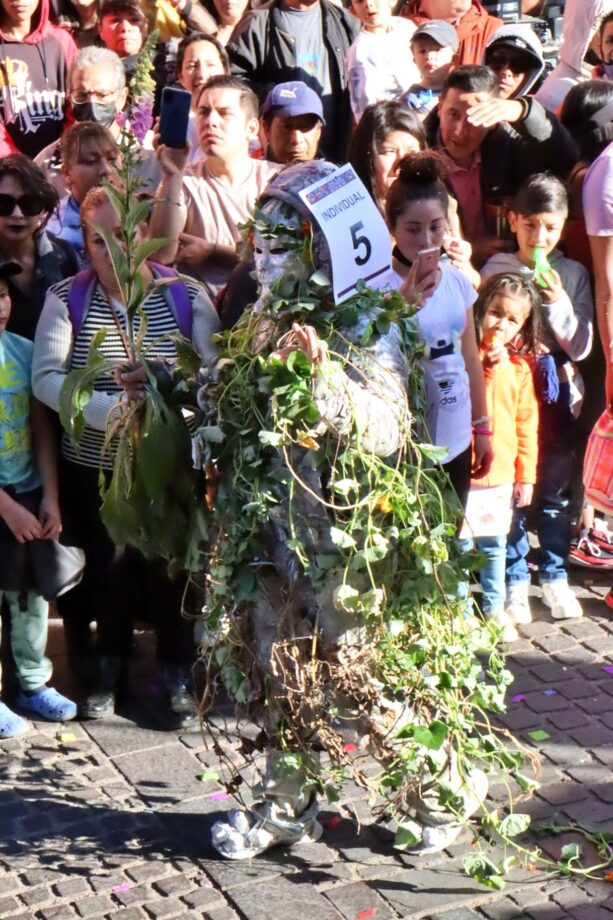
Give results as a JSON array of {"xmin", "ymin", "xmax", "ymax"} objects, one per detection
[
  {"xmin": 536, "ymin": 0, "xmax": 613, "ymax": 113},
  {"xmin": 483, "ymin": 23, "xmax": 545, "ymax": 98},
  {"xmin": 400, "ymin": 0, "xmax": 502, "ymax": 66},
  {"xmin": 0, "ymin": 0, "xmax": 76, "ymax": 158}
]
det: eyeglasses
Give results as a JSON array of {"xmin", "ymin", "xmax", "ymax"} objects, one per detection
[
  {"xmin": 70, "ymin": 90, "xmax": 117, "ymax": 104},
  {"xmin": 0, "ymin": 193, "xmax": 44, "ymax": 217},
  {"xmin": 487, "ymin": 51, "xmax": 530, "ymax": 75}
]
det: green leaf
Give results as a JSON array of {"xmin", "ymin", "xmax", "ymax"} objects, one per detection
[
  {"xmin": 170, "ymin": 335, "xmax": 202, "ymax": 375},
  {"xmin": 394, "ymin": 819, "xmax": 423, "ymax": 851},
  {"xmin": 427, "ymin": 720, "xmax": 448, "ymax": 750},
  {"xmin": 133, "ymin": 239, "xmax": 167, "ymax": 274},
  {"xmin": 58, "ymin": 329, "xmax": 112, "ymax": 443},
  {"xmin": 560, "ymin": 842, "xmax": 582, "ymax": 863},
  {"xmin": 498, "ymin": 813, "xmax": 531, "ymax": 838},
  {"xmin": 419, "ymin": 443, "xmax": 450, "ymax": 463},
  {"xmin": 514, "ymin": 772, "xmax": 539, "ymax": 793},
  {"xmin": 329, "ymin": 526, "xmax": 356, "ymax": 550},
  {"xmin": 258, "ymin": 430, "xmax": 283, "ymax": 447},
  {"xmin": 332, "ymin": 478, "xmax": 359, "ymax": 496}
]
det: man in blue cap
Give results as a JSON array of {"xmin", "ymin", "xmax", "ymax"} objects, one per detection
[{"xmin": 261, "ymin": 81, "xmax": 324, "ymax": 165}]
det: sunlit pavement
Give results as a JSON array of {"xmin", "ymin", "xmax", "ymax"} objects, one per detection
[{"xmin": 1, "ymin": 571, "xmax": 613, "ymax": 920}]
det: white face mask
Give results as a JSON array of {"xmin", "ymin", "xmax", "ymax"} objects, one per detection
[
  {"xmin": 603, "ymin": 61, "xmax": 613, "ymax": 79},
  {"xmin": 253, "ymin": 235, "xmax": 299, "ymax": 290}
]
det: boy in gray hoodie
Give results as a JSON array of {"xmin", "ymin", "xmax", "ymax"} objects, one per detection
[{"xmin": 481, "ymin": 173, "xmax": 593, "ymax": 624}]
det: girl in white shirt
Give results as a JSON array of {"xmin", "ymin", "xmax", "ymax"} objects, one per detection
[{"xmin": 386, "ymin": 153, "xmax": 492, "ymax": 508}]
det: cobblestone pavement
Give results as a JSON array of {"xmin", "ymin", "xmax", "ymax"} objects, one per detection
[{"xmin": 2, "ymin": 572, "xmax": 613, "ymax": 920}]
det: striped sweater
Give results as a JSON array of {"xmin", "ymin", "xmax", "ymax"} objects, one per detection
[{"xmin": 33, "ymin": 275, "xmax": 220, "ymax": 470}]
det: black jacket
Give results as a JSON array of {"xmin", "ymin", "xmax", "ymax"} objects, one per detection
[
  {"xmin": 5, "ymin": 232, "xmax": 78, "ymax": 342},
  {"xmin": 227, "ymin": 0, "xmax": 359, "ymax": 163},
  {"xmin": 425, "ymin": 96, "xmax": 578, "ymax": 209}
]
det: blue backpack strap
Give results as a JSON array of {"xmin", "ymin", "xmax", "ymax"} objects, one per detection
[
  {"xmin": 149, "ymin": 261, "xmax": 193, "ymax": 339},
  {"xmin": 67, "ymin": 268, "xmax": 97, "ymax": 336}
]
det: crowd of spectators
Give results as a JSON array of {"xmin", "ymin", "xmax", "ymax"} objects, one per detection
[{"xmin": 1, "ymin": 0, "xmax": 613, "ymax": 736}]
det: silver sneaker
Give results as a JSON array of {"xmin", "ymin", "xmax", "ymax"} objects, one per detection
[{"xmin": 505, "ymin": 582, "xmax": 532, "ymax": 625}]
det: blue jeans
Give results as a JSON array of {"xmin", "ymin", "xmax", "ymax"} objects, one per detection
[
  {"xmin": 476, "ymin": 534, "xmax": 507, "ymax": 614},
  {"xmin": 506, "ymin": 386, "xmax": 576, "ymax": 585}
]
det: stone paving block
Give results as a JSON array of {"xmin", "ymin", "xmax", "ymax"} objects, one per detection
[
  {"xmin": 181, "ymin": 885, "xmax": 227, "ymax": 911},
  {"xmin": 228, "ymin": 873, "xmax": 340, "ymax": 920},
  {"xmin": 83, "ymin": 718, "xmax": 175, "ymax": 760},
  {"xmin": 126, "ymin": 864, "xmax": 173, "ymax": 885},
  {"xmin": 570, "ymin": 725, "xmax": 613, "ymax": 749},
  {"xmin": 112, "ymin": 909, "xmax": 150, "ymax": 920},
  {"xmin": 479, "ymin": 902, "xmax": 525, "ymax": 920},
  {"xmin": 534, "ymin": 633, "xmax": 577, "ymax": 653},
  {"xmin": 570, "ymin": 906, "xmax": 613, "ymax": 919},
  {"xmin": 525, "ymin": 692, "xmax": 572, "ymax": 713},
  {"xmin": 38, "ymin": 907, "xmax": 79, "ymax": 920},
  {"xmin": 113, "ymin": 885, "xmax": 157, "ymax": 908},
  {"xmin": 75, "ymin": 894, "xmax": 115, "ymax": 917},
  {"xmin": 577, "ymin": 696, "xmax": 613, "ymax": 716},
  {"xmin": 538, "ymin": 781, "xmax": 590, "ymax": 807},
  {"xmin": 111, "ymin": 744, "xmax": 207, "ymax": 807},
  {"xmin": 142, "ymin": 897, "xmax": 185, "ymax": 918},
  {"xmin": 546, "ymin": 708, "xmax": 591, "ymax": 731},
  {"xmin": 201, "ymin": 909, "xmax": 242, "ymax": 920},
  {"xmin": 19, "ymin": 885, "xmax": 55, "ymax": 907},
  {"xmin": 557, "ymin": 679, "xmax": 601, "ymax": 701},
  {"xmin": 54, "ymin": 879, "xmax": 92, "ymax": 899},
  {"xmin": 323, "ymin": 881, "xmax": 395, "ymax": 920},
  {"xmin": 0, "ymin": 894, "xmax": 21, "ymax": 918},
  {"xmin": 152, "ymin": 875, "xmax": 197, "ymax": 898},
  {"xmin": 369, "ymin": 862, "xmax": 485, "ymax": 916}
]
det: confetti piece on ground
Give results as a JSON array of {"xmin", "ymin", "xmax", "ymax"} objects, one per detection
[
  {"xmin": 198, "ymin": 771, "xmax": 220, "ymax": 783},
  {"xmin": 112, "ymin": 883, "xmax": 132, "ymax": 893},
  {"xmin": 326, "ymin": 815, "xmax": 342, "ymax": 829},
  {"xmin": 208, "ymin": 791, "xmax": 229, "ymax": 800},
  {"xmin": 511, "ymin": 694, "xmax": 525, "ymax": 702},
  {"xmin": 343, "ymin": 742, "xmax": 357, "ymax": 753},
  {"xmin": 543, "ymin": 689, "xmax": 557, "ymax": 696},
  {"xmin": 602, "ymin": 666, "xmax": 613, "ymax": 674},
  {"xmin": 528, "ymin": 729, "xmax": 550, "ymax": 741},
  {"xmin": 57, "ymin": 732, "xmax": 77, "ymax": 743},
  {"xmin": 356, "ymin": 910, "xmax": 377, "ymax": 919}
]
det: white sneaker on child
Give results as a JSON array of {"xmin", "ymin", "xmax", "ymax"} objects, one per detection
[
  {"xmin": 489, "ymin": 611, "xmax": 519, "ymax": 643},
  {"xmin": 504, "ymin": 582, "xmax": 532, "ymax": 625},
  {"xmin": 541, "ymin": 581, "xmax": 583, "ymax": 620}
]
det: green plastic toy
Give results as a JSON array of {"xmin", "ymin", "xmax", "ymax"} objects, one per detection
[{"xmin": 533, "ymin": 244, "xmax": 553, "ymax": 288}]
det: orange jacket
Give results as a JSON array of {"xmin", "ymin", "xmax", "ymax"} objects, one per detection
[
  {"xmin": 401, "ymin": 0, "xmax": 503, "ymax": 66},
  {"xmin": 472, "ymin": 353, "xmax": 539, "ymax": 489}
]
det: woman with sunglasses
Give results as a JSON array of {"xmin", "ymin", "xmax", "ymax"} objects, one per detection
[{"xmin": 0, "ymin": 155, "xmax": 78, "ymax": 342}]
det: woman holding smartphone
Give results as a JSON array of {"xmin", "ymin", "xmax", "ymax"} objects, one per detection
[{"xmin": 386, "ymin": 153, "xmax": 491, "ymax": 508}]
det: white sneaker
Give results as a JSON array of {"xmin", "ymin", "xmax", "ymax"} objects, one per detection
[
  {"xmin": 541, "ymin": 580, "xmax": 583, "ymax": 620},
  {"xmin": 489, "ymin": 610, "xmax": 519, "ymax": 643},
  {"xmin": 505, "ymin": 582, "xmax": 532, "ymax": 625}
]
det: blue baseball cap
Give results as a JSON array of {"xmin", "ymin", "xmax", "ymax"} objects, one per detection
[{"xmin": 261, "ymin": 81, "xmax": 325, "ymax": 124}]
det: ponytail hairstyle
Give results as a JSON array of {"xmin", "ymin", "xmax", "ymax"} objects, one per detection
[
  {"xmin": 474, "ymin": 272, "xmax": 542, "ymax": 354},
  {"xmin": 512, "ymin": 172, "xmax": 568, "ymax": 218},
  {"xmin": 385, "ymin": 151, "xmax": 449, "ymax": 228}
]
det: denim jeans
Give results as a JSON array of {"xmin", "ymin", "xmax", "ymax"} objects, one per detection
[
  {"xmin": 476, "ymin": 534, "xmax": 507, "ymax": 613},
  {"xmin": 1, "ymin": 590, "xmax": 52, "ymax": 692},
  {"xmin": 506, "ymin": 385, "xmax": 576, "ymax": 585}
]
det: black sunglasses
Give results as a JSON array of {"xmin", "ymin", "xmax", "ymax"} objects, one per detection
[
  {"xmin": 487, "ymin": 51, "xmax": 530, "ymax": 75},
  {"xmin": 0, "ymin": 193, "xmax": 45, "ymax": 217}
]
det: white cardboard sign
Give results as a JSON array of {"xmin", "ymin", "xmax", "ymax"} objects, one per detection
[{"xmin": 298, "ymin": 164, "xmax": 394, "ymax": 304}]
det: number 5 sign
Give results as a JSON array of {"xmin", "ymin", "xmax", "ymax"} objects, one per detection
[{"xmin": 298, "ymin": 164, "xmax": 394, "ymax": 305}]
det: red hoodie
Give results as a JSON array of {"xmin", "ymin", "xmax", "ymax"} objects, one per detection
[
  {"xmin": 0, "ymin": 0, "xmax": 76, "ymax": 158},
  {"xmin": 401, "ymin": 0, "xmax": 503, "ymax": 67}
]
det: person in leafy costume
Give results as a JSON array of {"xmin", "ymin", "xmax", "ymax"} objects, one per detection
[{"xmin": 196, "ymin": 161, "xmax": 522, "ymax": 864}]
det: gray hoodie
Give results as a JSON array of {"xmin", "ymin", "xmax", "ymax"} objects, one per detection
[{"xmin": 480, "ymin": 249, "xmax": 593, "ymax": 362}]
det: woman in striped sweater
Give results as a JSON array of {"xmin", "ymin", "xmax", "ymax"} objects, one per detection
[{"xmin": 32, "ymin": 185, "xmax": 220, "ymax": 726}]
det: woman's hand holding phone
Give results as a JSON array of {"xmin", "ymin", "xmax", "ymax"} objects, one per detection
[{"xmin": 399, "ymin": 250, "xmax": 439, "ymax": 309}]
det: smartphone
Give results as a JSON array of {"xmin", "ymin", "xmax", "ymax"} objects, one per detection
[
  {"xmin": 159, "ymin": 86, "xmax": 192, "ymax": 149},
  {"xmin": 415, "ymin": 247, "xmax": 440, "ymax": 282}
]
